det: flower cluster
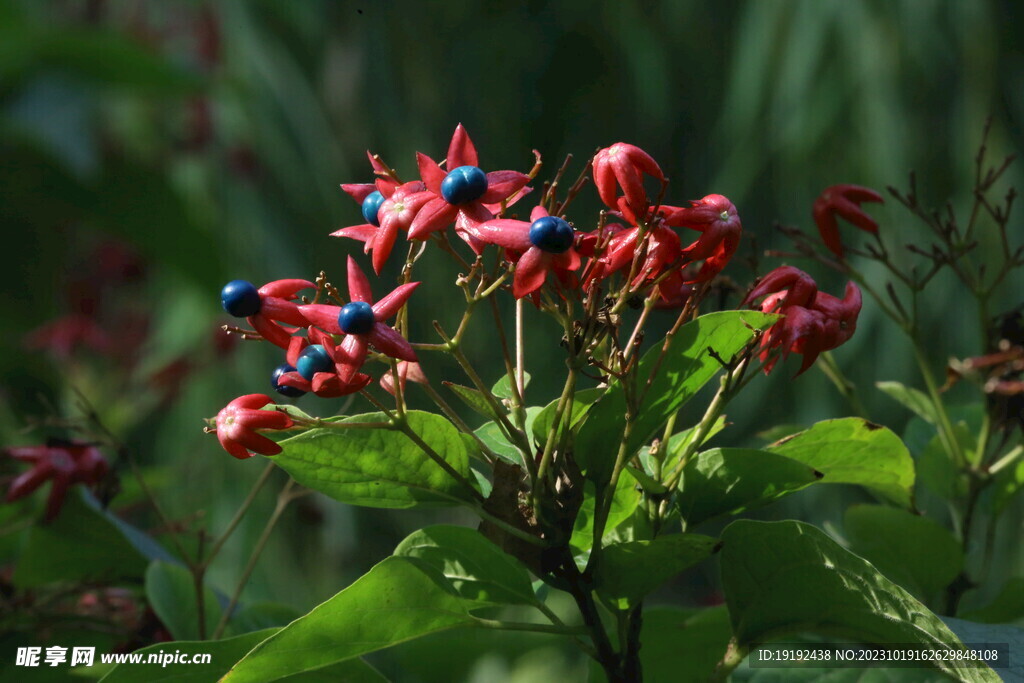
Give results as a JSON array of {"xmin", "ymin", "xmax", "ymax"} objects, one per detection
[
  {"xmin": 743, "ymin": 266, "xmax": 862, "ymax": 374},
  {"xmin": 4, "ymin": 440, "xmax": 109, "ymax": 521},
  {"xmin": 209, "ymin": 127, "xmax": 875, "ymax": 459}
]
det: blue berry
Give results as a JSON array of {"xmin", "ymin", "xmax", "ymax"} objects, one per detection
[
  {"xmin": 440, "ymin": 165, "xmax": 488, "ymax": 205},
  {"xmin": 221, "ymin": 280, "xmax": 261, "ymax": 317},
  {"xmin": 296, "ymin": 345, "xmax": 333, "ymax": 381},
  {"xmin": 361, "ymin": 190, "xmax": 385, "ymax": 227},
  {"xmin": 272, "ymin": 363, "xmax": 306, "ymax": 398},
  {"xmin": 338, "ymin": 301, "xmax": 375, "ymax": 335},
  {"xmin": 528, "ymin": 216, "xmax": 575, "ymax": 254}
]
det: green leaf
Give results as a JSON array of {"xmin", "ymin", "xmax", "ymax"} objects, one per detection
[
  {"xmin": 225, "ymin": 602, "xmax": 303, "ymax": 637},
  {"xmin": 876, "ymin": 381, "xmax": 939, "ymax": 424},
  {"xmin": 595, "ymin": 534, "xmax": 718, "ymax": 608},
  {"xmin": 145, "ymin": 561, "xmax": 222, "ymax": 642},
  {"xmin": 444, "ymin": 382, "xmax": 504, "ymax": 422},
  {"xmin": 531, "ymin": 388, "xmax": 604, "ymax": 444},
  {"xmin": 575, "ymin": 311, "xmax": 776, "ymax": 487},
  {"xmin": 394, "ymin": 525, "xmax": 537, "ymax": 606},
  {"xmin": 97, "ymin": 629, "xmax": 386, "ymax": 682},
  {"xmin": 492, "ymin": 371, "xmax": 531, "ymax": 400},
  {"xmin": 473, "ymin": 407, "xmax": 541, "ymax": 464},
  {"xmin": 570, "ymin": 475, "xmax": 642, "ymax": 555},
  {"xmin": 720, "ymin": 520, "xmax": 999, "ymax": 682},
  {"xmin": 222, "ymin": 557, "xmax": 478, "ymax": 682},
  {"xmin": 960, "ymin": 577, "xmax": 1024, "ymax": 624},
  {"xmin": 844, "ymin": 505, "xmax": 963, "ymax": 603},
  {"xmin": 767, "ymin": 418, "xmax": 915, "ymax": 508},
  {"xmin": 13, "ymin": 490, "xmax": 150, "ymax": 588},
  {"xmin": 636, "ymin": 607, "xmax": 732, "ymax": 683},
  {"xmin": 275, "ymin": 411, "xmax": 475, "ymax": 508},
  {"xmin": 675, "ymin": 448, "xmax": 822, "ymax": 526}
]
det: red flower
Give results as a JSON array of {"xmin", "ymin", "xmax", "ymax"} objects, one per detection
[
  {"xmin": 215, "ymin": 394, "xmax": 293, "ymax": 460},
  {"xmin": 592, "ymin": 143, "xmax": 665, "ymax": 213},
  {"xmin": 743, "ymin": 266, "xmax": 862, "ymax": 374},
  {"xmin": 470, "ymin": 206, "xmax": 582, "ymax": 298},
  {"xmin": 5, "ymin": 441, "xmax": 109, "ymax": 521},
  {"xmin": 406, "ymin": 124, "xmax": 530, "ymax": 241},
  {"xmin": 666, "ymin": 194, "xmax": 742, "ymax": 282},
  {"xmin": 332, "ymin": 152, "xmax": 429, "ymax": 273},
  {"xmin": 275, "ymin": 328, "xmax": 373, "ymax": 398},
  {"xmin": 299, "ymin": 256, "xmax": 419, "ymax": 382},
  {"xmin": 812, "ymin": 184, "xmax": 884, "ymax": 258},
  {"xmin": 587, "ymin": 223, "xmax": 681, "ymax": 288}
]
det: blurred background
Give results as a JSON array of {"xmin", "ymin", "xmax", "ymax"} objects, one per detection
[{"xmin": 1, "ymin": 0, "xmax": 1022, "ymax": 680}]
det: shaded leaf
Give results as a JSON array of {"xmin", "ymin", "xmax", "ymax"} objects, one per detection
[
  {"xmin": 595, "ymin": 534, "xmax": 718, "ymax": 608},
  {"xmin": 767, "ymin": 418, "xmax": 915, "ymax": 507},
  {"xmin": 676, "ymin": 448, "xmax": 822, "ymax": 526},
  {"xmin": 145, "ymin": 561, "xmax": 222, "ymax": 642},
  {"xmin": 222, "ymin": 557, "xmax": 477, "ymax": 682},
  {"xmin": 844, "ymin": 505, "xmax": 963, "ymax": 603},
  {"xmin": 720, "ymin": 520, "xmax": 998, "ymax": 682}
]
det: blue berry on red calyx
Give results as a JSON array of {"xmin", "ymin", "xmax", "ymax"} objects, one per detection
[
  {"xmin": 296, "ymin": 345, "xmax": 333, "ymax": 381},
  {"xmin": 272, "ymin": 363, "xmax": 306, "ymax": 398},
  {"xmin": 338, "ymin": 301, "xmax": 375, "ymax": 335},
  {"xmin": 528, "ymin": 216, "xmax": 575, "ymax": 254},
  {"xmin": 440, "ymin": 166, "xmax": 488, "ymax": 204},
  {"xmin": 361, "ymin": 190, "xmax": 385, "ymax": 227},
  {"xmin": 221, "ymin": 280, "xmax": 261, "ymax": 317}
]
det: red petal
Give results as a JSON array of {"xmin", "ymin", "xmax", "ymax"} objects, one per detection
[
  {"xmin": 286, "ymin": 336, "xmax": 307, "ymax": 367},
  {"xmin": 376, "ymin": 177, "xmax": 397, "ymax": 198},
  {"xmin": 250, "ymin": 315, "xmax": 294, "ymax": 349},
  {"xmin": 371, "ymin": 223, "xmax": 399, "ymax": 274},
  {"xmin": 6, "ymin": 464, "xmax": 53, "ymax": 501},
  {"xmin": 612, "ymin": 154, "xmax": 646, "ymax": 212},
  {"xmin": 336, "ymin": 335, "xmax": 369, "ymax": 382},
  {"xmin": 340, "ymin": 183, "xmax": 377, "ymax": 204},
  {"xmin": 468, "ymin": 219, "xmax": 532, "ymax": 250},
  {"xmin": 408, "ymin": 198, "xmax": 458, "ymax": 240},
  {"xmin": 417, "ymin": 152, "xmax": 446, "ymax": 195},
  {"xmin": 447, "ymin": 123, "xmax": 479, "ymax": 169},
  {"xmin": 366, "ymin": 150, "xmax": 389, "ymax": 175},
  {"xmin": 554, "ymin": 249, "xmax": 581, "ymax": 271},
  {"xmin": 299, "ymin": 304, "xmax": 342, "ymax": 334},
  {"xmin": 260, "ymin": 297, "xmax": 309, "ymax": 326},
  {"xmin": 480, "ymin": 171, "xmax": 530, "ymax": 204},
  {"xmin": 234, "ymin": 430, "xmax": 283, "ymax": 457},
  {"xmin": 259, "ymin": 279, "xmax": 315, "ymax": 299},
  {"xmin": 592, "ymin": 154, "xmax": 618, "ymax": 208},
  {"xmin": 277, "ymin": 371, "xmax": 311, "ymax": 392},
  {"xmin": 331, "ymin": 224, "xmax": 378, "ymax": 242},
  {"xmin": 529, "ymin": 205, "xmax": 549, "ymax": 221},
  {"xmin": 346, "ymin": 255, "xmax": 374, "ymax": 304},
  {"xmin": 373, "ymin": 282, "xmax": 420, "ymax": 321},
  {"xmin": 368, "ymin": 324, "xmax": 417, "ymax": 362},
  {"xmin": 5, "ymin": 446, "xmax": 48, "ymax": 463},
  {"xmin": 512, "ymin": 248, "xmax": 549, "ymax": 298},
  {"xmin": 239, "ymin": 407, "xmax": 292, "ymax": 430},
  {"xmin": 218, "ymin": 430, "xmax": 253, "ymax": 460},
  {"xmin": 43, "ymin": 475, "xmax": 71, "ymax": 521}
]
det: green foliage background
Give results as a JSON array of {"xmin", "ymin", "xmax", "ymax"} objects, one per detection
[{"xmin": 1, "ymin": 0, "xmax": 1022, "ymax": 679}]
